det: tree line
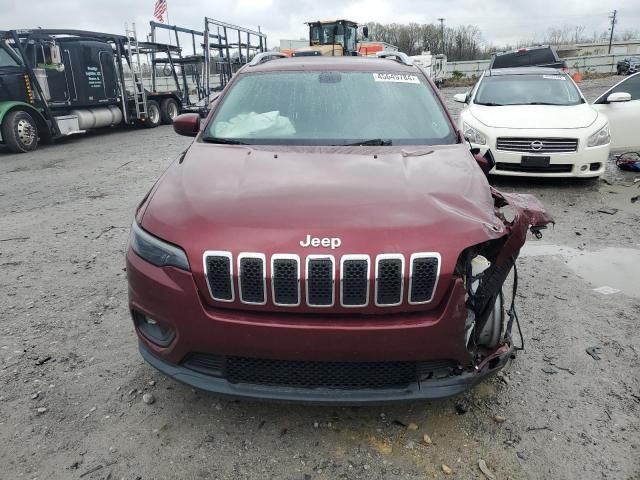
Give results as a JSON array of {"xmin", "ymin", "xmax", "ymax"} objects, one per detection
[
  {"xmin": 365, "ymin": 22, "xmax": 487, "ymax": 61},
  {"xmin": 365, "ymin": 22, "xmax": 640, "ymax": 62}
]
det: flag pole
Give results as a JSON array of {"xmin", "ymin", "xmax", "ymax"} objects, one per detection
[{"xmin": 165, "ymin": 1, "xmax": 171, "ymax": 45}]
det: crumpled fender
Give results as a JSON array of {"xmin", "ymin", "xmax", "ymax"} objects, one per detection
[{"xmin": 491, "ymin": 187, "xmax": 555, "ymax": 266}]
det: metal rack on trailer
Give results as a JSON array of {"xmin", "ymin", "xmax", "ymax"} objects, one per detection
[
  {"xmin": 0, "ymin": 26, "xmax": 187, "ymax": 153},
  {"xmin": 149, "ymin": 21, "xmax": 209, "ymax": 112},
  {"xmin": 203, "ymin": 18, "xmax": 267, "ymax": 102}
]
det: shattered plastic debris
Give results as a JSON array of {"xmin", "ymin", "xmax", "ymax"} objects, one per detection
[
  {"xmin": 586, "ymin": 346, "xmax": 602, "ymax": 360},
  {"xmin": 597, "ymin": 208, "xmax": 618, "ymax": 215},
  {"xmin": 478, "ymin": 459, "xmax": 497, "ymax": 480}
]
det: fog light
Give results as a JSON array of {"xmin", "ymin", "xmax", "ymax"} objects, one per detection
[
  {"xmin": 132, "ymin": 311, "xmax": 175, "ymax": 346},
  {"xmin": 580, "ymin": 165, "xmax": 588, "ymax": 171},
  {"xmin": 589, "ymin": 162, "xmax": 602, "ymax": 171}
]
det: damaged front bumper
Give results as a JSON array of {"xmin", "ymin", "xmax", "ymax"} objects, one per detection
[{"xmin": 139, "ymin": 340, "xmax": 515, "ymax": 404}]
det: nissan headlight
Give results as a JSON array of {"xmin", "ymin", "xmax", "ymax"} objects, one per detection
[
  {"xmin": 463, "ymin": 122, "xmax": 487, "ymax": 145},
  {"xmin": 130, "ymin": 221, "xmax": 190, "ymax": 270},
  {"xmin": 587, "ymin": 123, "xmax": 610, "ymax": 147}
]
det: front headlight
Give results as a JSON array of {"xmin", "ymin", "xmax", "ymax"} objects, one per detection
[
  {"xmin": 463, "ymin": 122, "xmax": 487, "ymax": 145},
  {"xmin": 587, "ymin": 123, "xmax": 610, "ymax": 147},
  {"xmin": 130, "ymin": 221, "xmax": 190, "ymax": 270}
]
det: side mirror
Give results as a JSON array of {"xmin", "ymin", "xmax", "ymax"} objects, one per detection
[
  {"xmin": 363, "ymin": 26, "xmax": 369, "ymax": 38},
  {"xmin": 453, "ymin": 93, "xmax": 469, "ymax": 104},
  {"xmin": 50, "ymin": 44, "xmax": 65, "ymax": 72},
  {"xmin": 471, "ymin": 148, "xmax": 495, "ymax": 175},
  {"xmin": 173, "ymin": 113, "xmax": 200, "ymax": 137},
  {"xmin": 606, "ymin": 91, "xmax": 631, "ymax": 103}
]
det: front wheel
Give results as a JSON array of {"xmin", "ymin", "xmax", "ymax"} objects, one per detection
[
  {"xmin": 160, "ymin": 98, "xmax": 180, "ymax": 124},
  {"xmin": 1, "ymin": 110, "xmax": 39, "ymax": 153}
]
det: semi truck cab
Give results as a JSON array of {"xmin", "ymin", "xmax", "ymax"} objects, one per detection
[{"xmin": 1, "ymin": 29, "xmax": 185, "ymax": 153}]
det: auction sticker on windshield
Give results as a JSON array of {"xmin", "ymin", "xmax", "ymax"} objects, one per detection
[{"xmin": 373, "ymin": 73, "xmax": 420, "ymax": 84}]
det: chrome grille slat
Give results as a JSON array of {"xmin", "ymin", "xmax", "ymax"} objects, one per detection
[
  {"xmin": 272, "ymin": 255, "xmax": 300, "ymax": 306},
  {"xmin": 341, "ymin": 255, "xmax": 370, "ymax": 307},
  {"xmin": 238, "ymin": 253, "xmax": 266, "ymax": 305},
  {"xmin": 306, "ymin": 255, "xmax": 335, "ymax": 307},
  {"xmin": 496, "ymin": 137, "xmax": 578, "ymax": 153},
  {"xmin": 375, "ymin": 254, "xmax": 404, "ymax": 307},
  {"xmin": 203, "ymin": 251, "xmax": 234, "ymax": 302},
  {"xmin": 409, "ymin": 253, "xmax": 440, "ymax": 304}
]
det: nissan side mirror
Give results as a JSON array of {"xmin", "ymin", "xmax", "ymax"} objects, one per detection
[
  {"xmin": 606, "ymin": 91, "xmax": 631, "ymax": 103},
  {"xmin": 453, "ymin": 92, "xmax": 469, "ymax": 103},
  {"xmin": 471, "ymin": 148, "xmax": 495, "ymax": 175},
  {"xmin": 173, "ymin": 113, "xmax": 200, "ymax": 137}
]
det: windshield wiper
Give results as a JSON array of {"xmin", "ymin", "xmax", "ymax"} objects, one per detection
[
  {"xmin": 475, "ymin": 102, "xmax": 504, "ymax": 106},
  {"xmin": 203, "ymin": 137, "xmax": 249, "ymax": 145},
  {"xmin": 337, "ymin": 139, "xmax": 393, "ymax": 146}
]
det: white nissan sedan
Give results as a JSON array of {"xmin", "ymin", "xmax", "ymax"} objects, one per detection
[{"xmin": 454, "ymin": 67, "xmax": 637, "ymax": 178}]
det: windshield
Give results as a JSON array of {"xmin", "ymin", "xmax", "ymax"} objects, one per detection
[
  {"xmin": 310, "ymin": 24, "xmax": 336, "ymax": 45},
  {"xmin": 0, "ymin": 43, "xmax": 20, "ymax": 67},
  {"xmin": 474, "ymin": 74, "xmax": 583, "ymax": 106},
  {"xmin": 204, "ymin": 71, "xmax": 457, "ymax": 146}
]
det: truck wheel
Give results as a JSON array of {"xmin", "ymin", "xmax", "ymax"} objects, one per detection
[
  {"xmin": 160, "ymin": 98, "xmax": 180, "ymax": 124},
  {"xmin": 143, "ymin": 100, "xmax": 161, "ymax": 128},
  {"xmin": 1, "ymin": 110, "xmax": 39, "ymax": 153}
]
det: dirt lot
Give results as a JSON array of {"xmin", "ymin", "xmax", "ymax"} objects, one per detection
[{"xmin": 1, "ymin": 76, "xmax": 639, "ymax": 480}]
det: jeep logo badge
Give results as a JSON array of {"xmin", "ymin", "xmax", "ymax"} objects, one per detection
[{"xmin": 300, "ymin": 234, "xmax": 342, "ymax": 249}]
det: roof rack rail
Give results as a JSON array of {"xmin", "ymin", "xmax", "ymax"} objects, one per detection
[
  {"xmin": 248, "ymin": 52, "xmax": 288, "ymax": 66},
  {"xmin": 376, "ymin": 51, "xmax": 414, "ymax": 66}
]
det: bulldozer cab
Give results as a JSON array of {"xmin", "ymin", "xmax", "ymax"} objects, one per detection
[{"xmin": 305, "ymin": 20, "xmax": 359, "ymax": 56}]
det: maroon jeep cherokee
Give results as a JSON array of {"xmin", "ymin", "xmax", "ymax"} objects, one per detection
[{"xmin": 127, "ymin": 53, "xmax": 553, "ymax": 403}]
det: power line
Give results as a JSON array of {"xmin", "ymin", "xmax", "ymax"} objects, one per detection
[{"xmin": 608, "ymin": 9, "xmax": 618, "ymax": 54}]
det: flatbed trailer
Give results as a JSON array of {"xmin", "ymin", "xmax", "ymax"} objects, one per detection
[{"xmin": 0, "ymin": 27, "xmax": 189, "ymax": 153}]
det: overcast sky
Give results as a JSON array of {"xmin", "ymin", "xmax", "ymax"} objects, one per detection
[{"xmin": 1, "ymin": 0, "xmax": 639, "ymax": 51}]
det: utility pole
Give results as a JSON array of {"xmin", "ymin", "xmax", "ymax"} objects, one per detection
[
  {"xmin": 438, "ymin": 18, "xmax": 445, "ymax": 54},
  {"xmin": 608, "ymin": 9, "xmax": 617, "ymax": 54}
]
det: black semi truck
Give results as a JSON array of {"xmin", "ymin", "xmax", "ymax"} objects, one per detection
[{"xmin": 0, "ymin": 28, "xmax": 190, "ymax": 153}]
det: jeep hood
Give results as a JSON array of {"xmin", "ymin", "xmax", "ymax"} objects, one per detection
[
  {"xmin": 469, "ymin": 103, "xmax": 598, "ymax": 129},
  {"xmin": 142, "ymin": 143, "xmax": 506, "ymax": 250},
  {"xmin": 140, "ymin": 142, "xmax": 552, "ymax": 311}
]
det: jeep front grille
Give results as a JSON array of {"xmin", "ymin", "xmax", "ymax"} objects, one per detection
[{"xmin": 203, "ymin": 252, "xmax": 440, "ymax": 308}]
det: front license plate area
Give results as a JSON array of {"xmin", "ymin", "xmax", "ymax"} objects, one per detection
[{"xmin": 521, "ymin": 156, "xmax": 550, "ymax": 168}]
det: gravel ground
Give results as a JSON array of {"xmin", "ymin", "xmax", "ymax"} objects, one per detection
[{"xmin": 1, "ymin": 76, "xmax": 639, "ymax": 480}]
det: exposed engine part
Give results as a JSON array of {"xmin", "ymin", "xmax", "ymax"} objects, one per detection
[
  {"xmin": 69, "ymin": 106, "xmax": 123, "ymax": 130},
  {"xmin": 477, "ymin": 292, "xmax": 504, "ymax": 348}
]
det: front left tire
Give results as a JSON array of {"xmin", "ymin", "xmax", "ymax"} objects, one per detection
[{"xmin": 1, "ymin": 110, "xmax": 39, "ymax": 153}]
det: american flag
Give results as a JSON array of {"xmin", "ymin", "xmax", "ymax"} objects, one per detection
[{"xmin": 153, "ymin": 0, "xmax": 167, "ymax": 22}]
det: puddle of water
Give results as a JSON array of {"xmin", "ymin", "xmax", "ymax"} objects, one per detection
[{"xmin": 521, "ymin": 243, "xmax": 640, "ymax": 298}]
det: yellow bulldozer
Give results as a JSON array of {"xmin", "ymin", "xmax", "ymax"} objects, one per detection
[{"xmin": 293, "ymin": 20, "xmax": 368, "ymax": 57}]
